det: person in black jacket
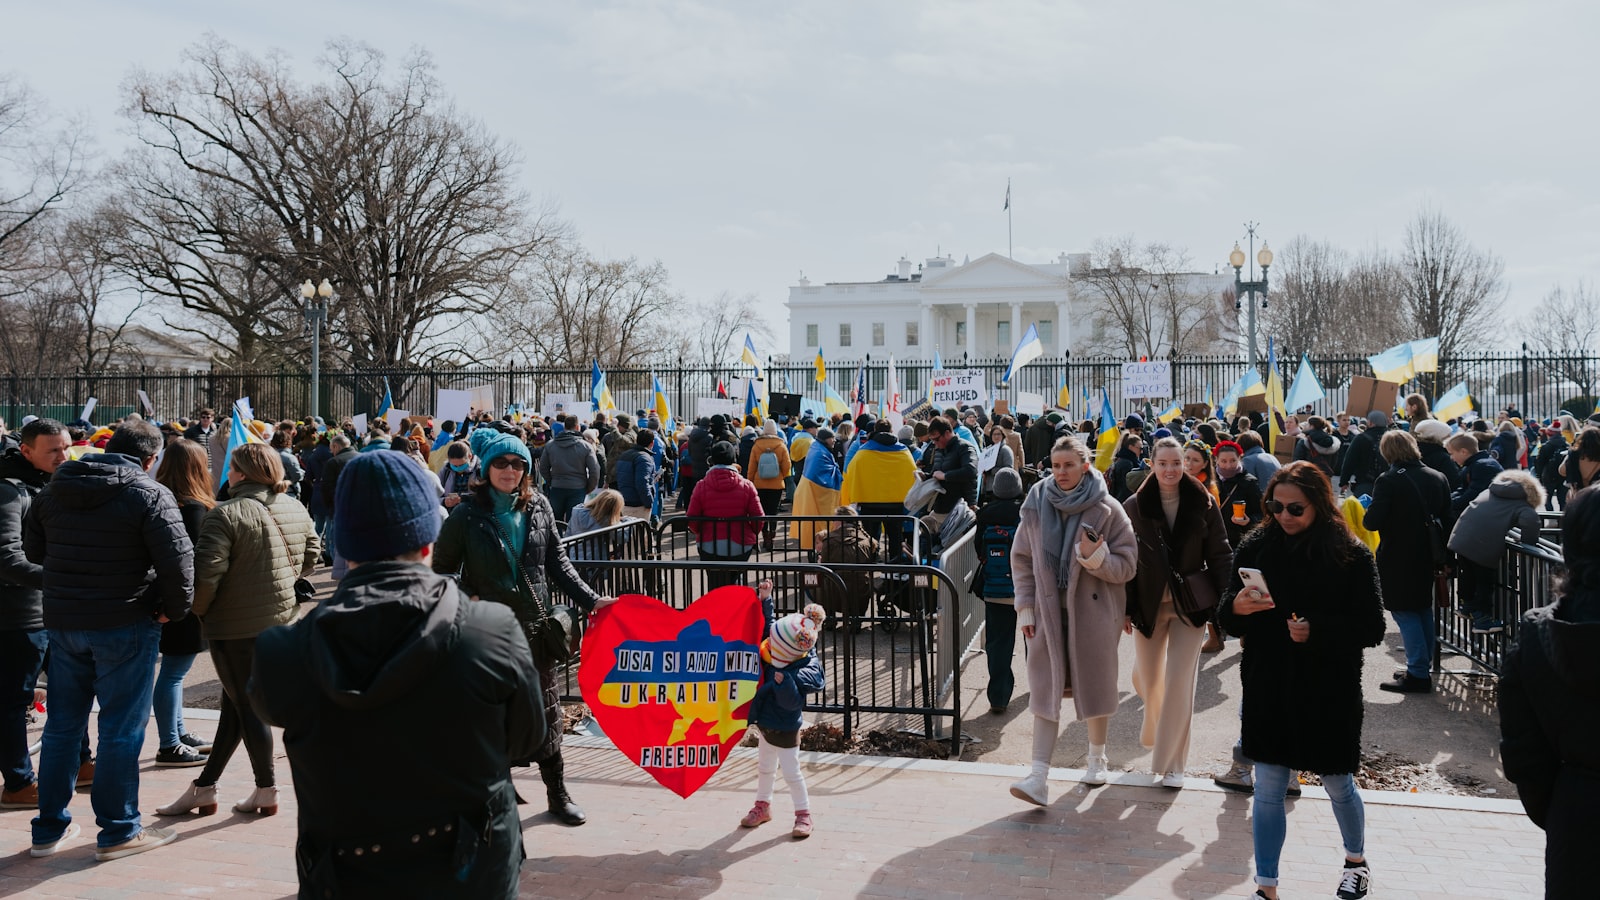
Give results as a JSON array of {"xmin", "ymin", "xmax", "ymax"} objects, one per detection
[
  {"xmin": 148, "ymin": 439, "xmax": 217, "ymax": 767},
  {"xmin": 1361, "ymin": 431, "xmax": 1451, "ymax": 694},
  {"xmin": 1498, "ymin": 485, "xmax": 1600, "ymax": 899},
  {"xmin": 1412, "ymin": 419, "xmax": 1460, "ymax": 486},
  {"xmin": 0, "ymin": 418, "xmax": 71, "ymax": 809},
  {"xmin": 1532, "ymin": 424, "xmax": 1568, "ymax": 511},
  {"xmin": 1338, "ymin": 411, "xmax": 1389, "ymax": 498},
  {"xmin": 251, "ymin": 451, "xmax": 545, "ymax": 899},
  {"xmin": 1108, "ymin": 432, "xmax": 1145, "ymax": 502},
  {"xmin": 24, "ymin": 421, "xmax": 194, "ymax": 861},
  {"xmin": 1217, "ymin": 461, "xmax": 1386, "ymax": 900},
  {"xmin": 973, "ymin": 468, "xmax": 1023, "ymax": 713},
  {"xmin": 317, "ymin": 434, "xmax": 356, "ymax": 571},
  {"xmin": 1213, "ymin": 441, "xmax": 1263, "ymax": 549},
  {"xmin": 924, "ymin": 418, "xmax": 977, "ymax": 529}
]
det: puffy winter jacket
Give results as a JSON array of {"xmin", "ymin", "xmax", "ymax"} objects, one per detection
[
  {"xmin": 24, "ymin": 452, "xmax": 193, "ymax": 629},
  {"xmin": 743, "ymin": 435, "xmax": 792, "ymax": 491},
  {"xmin": 686, "ymin": 466, "xmax": 763, "ymax": 547},
  {"xmin": 613, "ymin": 446, "xmax": 657, "ymax": 509},
  {"xmin": 1447, "ymin": 473, "xmax": 1544, "ymax": 568},
  {"xmin": 0, "ymin": 449, "xmax": 50, "ymax": 631},
  {"xmin": 192, "ymin": 482, "xmax": 321, "ymax": 641},
  {"xmin": 535, "ymin": 432, "xmax": 599, "ymax": 492},
  {"xmin": 748, "ymin": 592, "xmax": 825, "ymax": 732}
]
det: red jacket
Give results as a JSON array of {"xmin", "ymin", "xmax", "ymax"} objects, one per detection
[{"xmin": 687, "ymin": 466, "xmax": 764, "ymax": 546}]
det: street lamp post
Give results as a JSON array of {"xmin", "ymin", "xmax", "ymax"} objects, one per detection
[
  {"xmin": 301, "ymin": 278, "xmax": 333, "ymax": 419},
  {"xmin": 1229, "ymin": 224, "xmax": 1272, "ymax": 371}
]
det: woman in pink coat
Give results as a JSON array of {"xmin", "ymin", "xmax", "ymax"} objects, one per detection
[{"xmin": 1008, "ymin": 435, "xmax": 1138, "ymax": 806}]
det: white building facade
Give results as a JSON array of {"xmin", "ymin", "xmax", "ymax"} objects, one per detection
[{"xmin": 786, "ymin": 252, "xmax": 1238, "ymax": 363}]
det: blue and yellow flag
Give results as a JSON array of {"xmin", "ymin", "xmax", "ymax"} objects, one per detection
[
  {"xmin": 652, "ymin": 375, "xmax": 675, "ymax": 433},
  {"xmin": 376, "ymin": 377, "xmax": 393, "ymax": 417},
  {"xmin": 814, "ymin": 349, "xmax": 826, "ymax": 383},
  {"xmin": 1094, "ymin": 388, "xmax": 1119, "ymax": 472},
  {"xmin": 1265, "ymin": 339, "xmax": 1287, "ymax": 450},
  {"xmin": 740, "ymin": 334, "xmax": 763, "ymax": 378},
  {"xmin": 592, "ymin": 361, "xmax": 616, "ymax": 412},
  {"xmin": 823, "ymin": 384, "xmax": 850, "ymax": 416},
  {"xmin": 219, "ymin": 401, "xmax": 264, "ymax": 482},
  {"xmin": 1434, "ymin": 382, "xmax": 1473, "ymax": 421}
]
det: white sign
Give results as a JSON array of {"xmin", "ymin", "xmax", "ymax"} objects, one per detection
[
  {"xmin": 1121, "ymin": 361, "xmax": 1172, "ymax": 399},
  {"xmin": 352, "ymin": 414, "xmax": 368, "ymax": 434},
  {"xmin": 136, "ymin": 390, "xmax": 155, "ymax": 416},
  {"xmin": 435, "ymin": 389, "xmax": 473, "ymax": 426},
  {"xmin": 79, "ymin": 398, "xmax": 97, "ymax": 423},
  {"xmin": 566, "ymin": 401, "xmax": 594, "ymax": 423},
  {"xmin": 464, "ymin": 383, "xmax": 496, "ymax": 417},
  {"xmin": 695, "ymin": 397, "xmax": 741, "ymax": 421},
  {"xmin": 1015, "ymin": 391, "xmax": 1047, "ymax": 416},
  {"xmin": 543, "ymin": 393, "xmax": 576, "ymax": 420},
  {"xmin": 928, "ymin": 370, "xmax": 988, "ymax": 409},
  {"xmin": 385, "ymin": 409, "xmax": 411, "ymax": 433}
]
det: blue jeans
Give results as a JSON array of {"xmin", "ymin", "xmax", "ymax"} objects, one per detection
[
  {"xmin": 0, "ymin": 628, "xmax": 48, "ymax": 792},
  {"xmin": 33, "ymin": 620, "xmax": 161, "ymax": 848},
  {"xmin": 152, "ymin": 653, "xmax": 197, "ymax": 750},
  {"xmin": 1390, "ymin": 610, "xmax": 1435, "ymax": 678},
  {"xmin": 1252, "ymin": 763, "xmax": 1364, "ymax": 887}
]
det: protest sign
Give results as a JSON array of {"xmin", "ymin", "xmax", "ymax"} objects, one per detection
[
  {"xmin": 351, "ymin": 414, "xmax": 367, "ymax": 434},
  {"xmin": 385, "ymin": 409, "xmax": 410, "ymax": 432},
  {"xmin": 543, "ymin": 393, "xmax": 576, "ymax": 420},
  {"xmin": 1015, "ymin": 391, "xmax": 1046, "ymax": 416},
  {"xmin": 435, "ymin": 389, "xmax": 473, "ymax": 425},
  {"xmin": 928, "ymin": 370, "xmax": 988, "ymax": 409},
  {"xmin": 1121, "ymin": 361, "xmax": 1172, "ymax": 399},
  {"xmin": 695, "ymin": 398, "xmax": 740, "ymax": 421}
]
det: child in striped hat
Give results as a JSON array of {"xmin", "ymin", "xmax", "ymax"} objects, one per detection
[{"xmin": 742, "ymin": 580, "xmax": 826, "ymax": 838}]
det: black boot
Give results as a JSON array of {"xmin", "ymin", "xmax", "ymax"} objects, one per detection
[{"xmin": 539, "ymin": 757, "xmax": 586, "ymax": 826}]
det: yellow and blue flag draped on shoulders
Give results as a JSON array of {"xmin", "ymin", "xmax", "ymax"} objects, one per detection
[
  {"xmin": 814, "ymin": 350, "xmax": 826, "ymax": 383},
  {"xmin": 1265, "ymin": 339, "xmax": 1288, "ymax": 451},
  {"xmin": 652, "ymin": 375, "xmax": 675, "ymax": 433},
  {"xmin": 1094, "ymin": 388, "xmax": 1119, "ymax": 472},
  {"xmin": 591, "ymin": 361, "xmax": 616, "ymax": 412},
  {"xmin": 1434, "ymin": 382, "xmax": 1473, "ymax": 421},
  {"xmin": 219, "ymin": 401, "xmax": 264, "ymax": 482}
]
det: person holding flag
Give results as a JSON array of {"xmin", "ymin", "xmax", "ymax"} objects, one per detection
[{"xmin": 591, "ymin": 361, "xmax": 616, "ymax": 413}]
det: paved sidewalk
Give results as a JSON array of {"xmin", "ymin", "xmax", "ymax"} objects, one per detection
[{"xmin": 0, "ymin": 721, "xmax": 1543, "ymax": 898}]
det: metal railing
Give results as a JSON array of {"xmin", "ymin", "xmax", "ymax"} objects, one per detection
[{"xmin": 1433, "ymin": 531, "xmax": 1565, "ymax": 677}]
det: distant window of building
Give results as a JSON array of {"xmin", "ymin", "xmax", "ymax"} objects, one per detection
[
  {"xmin": 955, "ymin": 321, "xmax": 966, "ymax": 347},
  {"xmin": 905, "ymin": 321, "xmax": 919, "ymax": 346},
  {"xmin": 872, "ymin": 322, "xmax": 885, "ymax": 346},
  {"xmin": 997, "ymin": 320, "xmax": 1011, "ymax": 348},
  {"xmin": 806, "ymin": 324, "xmax": 818, "ymax": 346},
  {"xmin": 839, "ymin": 323, "xmax": 852, "ymax": 347},
  {"xmin": 1039, "ymin": 320, "xmax": 1053, "ymax": 345}
]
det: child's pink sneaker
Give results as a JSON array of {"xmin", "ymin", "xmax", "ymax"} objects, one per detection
[
  {"xmin": 740, "ymin": 800, "xmax": 772, "ymax": 828},
  {"xmin": 791, "ymin": 810, "xmax": 813, "ymax": 839}
]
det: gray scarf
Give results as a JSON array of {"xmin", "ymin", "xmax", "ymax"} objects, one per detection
[{"xmin": 1022, "ymin": 469, "xmax": 1109, "ymax": 588}]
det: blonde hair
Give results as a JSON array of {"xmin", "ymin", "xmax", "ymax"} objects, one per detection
[
  {"xmin": 1050, "ymin": 434, "xmax": 1092, "ymax": 465},
  {"xmin": 1379, "ymin": 429, "xmax": 1421, "ymax": 466},
  {"xmin": 584, "ymin": 488, "xmax": 624, "ymax": 526},
  {"xmin": 1445, "ymin": 433, "xmax": 1479, "ymax": 454},
  {"xmin": 230, "ymin": 443, "xmax": 290, "ymax": 494}
]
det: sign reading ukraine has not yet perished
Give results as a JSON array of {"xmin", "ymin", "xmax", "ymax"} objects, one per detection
[{"xmin": 578, "ymin": 587, "xmax": 766, "ymax": 798}]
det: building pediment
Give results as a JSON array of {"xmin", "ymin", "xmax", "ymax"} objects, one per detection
[{"xmin": 917, "ymin": 252, "xmax": 1067, "ymax": 292}]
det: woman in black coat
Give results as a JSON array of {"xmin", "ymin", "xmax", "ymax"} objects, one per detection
[
  {"xmin": 1360, "ymin": 430, "xmax": 1451, "ymax": 695},
  {"xmin": 1217, "ymin": 462, "xmax": 1387, "ymax": 900},
  {"xmin": 1499, "ymin": 485, "xmax": 1600, "ymax": 899},
  {"xmin": 433, "ymin": 434, "xmax": 609, "ymax": 827},
  {"xmin": 151, "ymin": 439, "xmax": 216, "ymax": 765}
]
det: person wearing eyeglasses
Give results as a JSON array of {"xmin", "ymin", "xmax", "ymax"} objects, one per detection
[
  {"xmin": 1216, "ymin": 461, "xmax": 1387, "ymax": 900},
  {"xmin": 433, "ymin": 430, "xmax": 615, "ymax": 828}
]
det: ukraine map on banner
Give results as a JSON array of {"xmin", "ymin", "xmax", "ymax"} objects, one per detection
[{"xmin": 579, "ymin": 588, "xmax": 765, "ymax": 799}]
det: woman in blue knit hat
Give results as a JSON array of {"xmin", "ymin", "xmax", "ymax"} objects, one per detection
[{"xmin": 433, "ymin": 430, "xmax": 613, "ymax": 826}]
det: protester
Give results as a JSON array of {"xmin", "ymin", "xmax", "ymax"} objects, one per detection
[
  {"xmin": 1109, "ymin": 432, "xmax": 1144, "ymax": 502},
  {"xmin": 270, "ymin": 423, "xmax": 306, "ymax": 500},
  {"xmin": 25, "ymin": 421, "xmax": 193, "ymax": 860},
  {"xmin": 923, "ymin": 418, "xmax": 977, "ymax": 531},
  {"xmin": 1293, "ymin": 416, "xmax": 1342, "ymax": 482},
  {"xmin": 537, "ymin": 415, "xmax": 600, "ymax": 523},
  {"xmin": 741, "ymin": 579, "xmax": 826, "ymax": 839},
  {"xmin": 158, "ymin": 443, "xmax": 320, "ymax": 819},
  {"xmin": 972, "ymin": 467, "xmax": 1024, "ymax": 713},
  {"xmin": 744, "ymin": 421, "xmax": 792, "ymax": 551},
  {"xmin": 434, "ymin": 430, "xmax": 611, "ymax": 827},
  {"xmin": 0, "ymin": 419, "xmax": 71, "ymax": 809},
  {"xmin": 1558, "ymin": 426, "xmax": 1600, "ymax": 493},
  {"xmin": 1533, "ymin": 422, "xmax": 1569, "ymax": 511},
  {"xmin": 841, "ymin": 420, "xmax": 918, "ymax": 560},
  {"xmin": 1448, "ymin": 470, "xmax": 1544, "ymax": 637},
  {"xmin": 1497, "ymin": 484, "xmax": 1600, "ymax": 898},
  {"xmin": 315, "ymin": 433, "xmax": 356, "ymax": 567},
  {"xmin": 251, "ymin": 450, "xmax": 544, "ymax": 898},
  {"xmin": 1214, "ymin": 441, "xmax": 1263, "ymax": 549},
  {"xmin": 1237, "ymin": 430, "xmax": 1281, "ymax": 487},
  {"xmin": 1008, "ymin": 436, "xmax": 1138, "ymax": 805},
  {"xmin": 149, "ymin": 439, "xmax": 217, "ymax": 767},
  {"xmin": 790, "ymin": 428, "xmax": 841, "ymax": 552},
  {"xmin": 1339, "ymin": 411, "xmax": 1390, "ymax": 498},
  {"xmin": 1449, "ymin": 431, "xmax": 1504, "ymax": 517},
  {"xmin": 1124, "ymin": 437, "xmax": 1232, "ymax": 788},
  {"xmin": 978, "ymin": 423, "xmax": 1017, "ymax": 501},
  {"xmin": 686, "ymin": 441, "xmax": 764, "ymax": 589},
  {"xmin": 1217, "ymin": 461, "xmax": 1385, "ymax": 900},
  {"xmin": 613, "ymin": 429, "xmax": 659, "ymax": 521},
  {"xmin": 1412, "ymin": 419, "xmax": 1460, "ymax": 484},
  {"xmin": 1361, "ymin": 431, "xmax": 1451, "ymax": 693}
]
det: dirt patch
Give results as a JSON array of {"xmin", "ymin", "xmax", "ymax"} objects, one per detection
[
  {"xmin": 796, "ymin": 723, "xmax": 951, "ymax": 759},
  {"xmin": 1299, "ymin": 749, "xmax": 1499, "ymax": 797}
]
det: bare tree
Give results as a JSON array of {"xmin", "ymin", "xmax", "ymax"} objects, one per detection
[
  {"xmin": 1398, "ymin": 206, "xmax": 1504, "ymax": 362},
  {"xmin": 1263, "ymin": 238, "xmax": 1409, "ymax": 360},
  {"xmin": 689, "ymin": 291, "xmax": 775, "ymax": 366},
  {"xmin": 1523, "ymin": 282, "xmax": 1600, "ymax": 398},
  {"xmin": 1076, "ymin": 236, "xmax": 1220, "ymax": 359},
  {"xmin": 0, "ymin": 75, "xmax": 87, "ymax": 289},
  {"xmin": 116, "ymin": 36, "xmax": 552, "ymax": 368}
]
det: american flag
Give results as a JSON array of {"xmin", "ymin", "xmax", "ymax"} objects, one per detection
[{"xmin": 852, "ymin": 364, "xmax": 868, "ymax": 417}]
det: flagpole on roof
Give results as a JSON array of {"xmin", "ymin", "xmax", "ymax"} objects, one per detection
[{"xmin": 1004, "ymin": 178, "xmax": 1013, "ymax": 260}]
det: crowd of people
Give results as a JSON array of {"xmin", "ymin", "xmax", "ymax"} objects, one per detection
[{"xmin": 0, "ymin": 386, "xmax": 1594, "ymax": 896}]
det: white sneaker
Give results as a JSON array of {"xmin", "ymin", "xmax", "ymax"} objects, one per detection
[
  {"xmin": 1082, "ymin": 756, "xmax": 1109, "ymax": 786},
  {"xmin": 1160, "ymin": 772, "xmax": 1185, "ymax": 789},
  {"xmin": 1009, "ymin": 771, "xmax": 1049, "ymax": 806},
  {"xmin": 30, "ymin": 822, "xmax": 80, "ymax": 857}
]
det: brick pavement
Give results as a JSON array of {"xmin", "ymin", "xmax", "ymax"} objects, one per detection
[{"xmin": 0, "ymin": 716, "xmax": 1544, "ymax": 899}]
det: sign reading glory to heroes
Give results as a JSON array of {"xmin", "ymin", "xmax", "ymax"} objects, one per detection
[{"xmin": 1121, "ymin": 361, "xmax": 1172, "ymax": 400}]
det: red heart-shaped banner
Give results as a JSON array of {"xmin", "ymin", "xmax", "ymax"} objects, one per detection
[{"xmin": 578, "ymin": 586, "xmax": 766, "ymax": 798}]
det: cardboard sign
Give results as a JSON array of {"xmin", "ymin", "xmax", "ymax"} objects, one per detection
[
  {"xmin": 1182, "ymin": 403, "xmax": 1211, "ymax": 420},
  {"xmin": 928, "ymin": 370, "xmax": 987, "ymax": 409},
  {"xmin": 136, "ymin": 390, "xmax": 155, "ymax": 416},
  {"xmin": 901, "ymin": 398, "xmax": 937, "ymax": 423},
  {"xmin": 1273, "ymin": 435, "xmax": 1296, "ymax": 464},
  {"xmin": 435, "ymin": 389, "xmax": 473, "ymax": 426},
  {"xmin": 1236, "ymin": 394, "xmax": 1268, "ymax": 415},
  {"xmin": 991, "ymin": 399, "xmax": 1010, "ymax": 416},
  {"xmin": 579, "ymin": 587, "xmax": 766, "ymax": 798},
  {"xmin": 695, "ymin": 398, "xmax": 741, "ymax": 421},
  {"xmin": 1345, "ymin": 376, "xmax": 1401, "ymax": 419},
  {"xmin": 1121, "ymin": 361, "xmax": 1172, "ymax": 399}
]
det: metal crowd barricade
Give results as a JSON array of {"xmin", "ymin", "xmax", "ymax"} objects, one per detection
[
  {"xmin": 653, "ymin": 513, "xmax": 934, "ymax": 568},
  {"xmin": 1432, "ymin": 530, "xmax": 1565, "ymax": 677}
]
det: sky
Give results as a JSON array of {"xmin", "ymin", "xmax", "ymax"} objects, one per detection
[{"xmin": 8, "ymin": 0, "xmax": 1596, "ymax": 352}]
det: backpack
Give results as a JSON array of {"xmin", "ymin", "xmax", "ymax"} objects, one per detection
[
  {"xmin": 976, "ymin": 520, "xmax": 1017, "ymax": 600},
  {"xmin": 757, "ymin": 447, "xmax": 780, "ymax": 480}
]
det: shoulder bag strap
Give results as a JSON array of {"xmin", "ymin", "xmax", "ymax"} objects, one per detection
[
  {"xmin": 489, "ymin": 510, "xmax": 551, "ymax": 620},
  {"xmin": 251, "ymin": 496, "xmax": 300, "ymax": 585}
]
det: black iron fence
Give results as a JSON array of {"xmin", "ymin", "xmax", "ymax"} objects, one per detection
[
  {"xmin": 7, "ymin": 351, "xmax": 1599, "ymax": 427},
  {"xmin": 1432, "ymin": 533, "xmax": 1564, "ymax": 677}
]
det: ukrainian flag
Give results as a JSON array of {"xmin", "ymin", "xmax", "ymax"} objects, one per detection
[
  {"xmin": 1002, "ymin": 324, "xmax": 1043, "ymax": 385},
  {"xmin": 1409, "ymin": 338, "xmax": 1439, "ymax": 374},
  {"xmin": 1094, "ymin": 388, "xmax": 1119, "ymax": 472},
  {"xmin": 220, "ymin": 401, "xmax": 264, "ymax": 482},
  {"xmin": 823, "ymin": 383, "xmax": 850, "ymax": 416},
  {"xmin": 1204, "ymin": 382, "xmax": 1214, "ymax": 416},
  {"xmin": 591, "ymin": 361, "xmax": 616, "ymax": 412},
  {"xmin": 1434, "ymin": 382, "xmax": 1473, "ymax": 421},
  {"xmin": 376, "ymin": 377, "xmax": 393, "ymax": 417},
  {"xmin": 1058, "ymin": 377, "xmax": 1072, "ymax": 410},
  {"xmin": 741, "ymin": 334, "xmax": 763, "ymax": 378},
  {"xmin": 1219, "ymin": 369, "xmax": 1264, "ymax": 418},
  {"xmin": 814, "ymin": 349, "xmax": 826, "ymax": 383},
  {"xmin": 652, "ymin": 375, "xmax": 674, "ymax": 433},
  {"xmin": 1156, "ymin": 400, "xmax": 1183, "ymax": 423},
  {"xmin": 744, "ymin": 378, "xmax": 766, "ymax": 421},
  {"xmin": 1265, "ymin": 339, "xmax": 1287, "ymax": 450},
  {"xmin": 1284, "ymin": 354, "xmax": 1325, "ymax": 412},
  {"xmin": 1368, "ymin": 341, "xmax": 1420, "ymax": 382}
]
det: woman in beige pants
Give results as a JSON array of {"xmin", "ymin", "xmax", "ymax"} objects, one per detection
[{"xmin": 1122, "ymin": 437, "xmax": 1233, "ymax": 787}]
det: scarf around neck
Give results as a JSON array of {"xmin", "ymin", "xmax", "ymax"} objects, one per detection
[{"xmin": 1023, "ymin": 468, "xmax": 1109, "ymax": 588}]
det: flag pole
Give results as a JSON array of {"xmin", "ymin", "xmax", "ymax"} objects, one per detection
[{"xmin": 1006, "ymin": 177, "xmax": 1013, "ymax": 260}]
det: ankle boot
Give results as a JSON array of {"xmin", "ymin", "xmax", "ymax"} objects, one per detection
[
  {"xmin": 156, "ymin": 780, "xmax": 218, "ymax": 816},
  {"xmin": 233, "ymin": 785, "xmax": 279, "ymax": 816},
  {"xmin": 539, "ymin": 757, "xmax": 586, "ymax": 826}
]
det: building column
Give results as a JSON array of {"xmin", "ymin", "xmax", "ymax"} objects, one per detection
[
  {"xmin": 965, "ymin": 303, "xmax": 978, "ymax": 360},
  {"xmin": 1010, "ymin": 302, "xmax": 1023, "ymax": 352},
  {"xmin": 1056, "ymin": 299, "xmax": 1071, "ymax": 354},
  {"xmin": 920, "ymin": 304, "xmax": 933, "ymax": 362}
]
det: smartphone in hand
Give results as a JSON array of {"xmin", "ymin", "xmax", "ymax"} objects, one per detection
[
  {"xmin": 1081, "ymin": 524, "xmax": 1101, "ymax": 543},
  {"xmin": 1239, "ymin": 567, "xmax": 1273, "ymax": 602}
]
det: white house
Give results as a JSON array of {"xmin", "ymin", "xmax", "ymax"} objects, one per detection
[{"xmin": 785, "ymin": 252, "xmax": 1239, "ymax": 362}]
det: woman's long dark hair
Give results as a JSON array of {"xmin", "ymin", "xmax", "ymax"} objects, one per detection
[{"xmin": 1259, "ymin": 461, "xmax": 1361, "ymax": 564}]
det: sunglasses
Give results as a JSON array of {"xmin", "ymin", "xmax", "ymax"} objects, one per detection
[
  {"xmin": 1264, "ymin": 499, "xmax": 1309, "ymax": 517},
  {"xmin": 490, "ymin": 457, "xmax": 528, "ymax": 471}
]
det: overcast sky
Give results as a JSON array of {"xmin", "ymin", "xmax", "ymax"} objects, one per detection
[{"xmin": 9, "ymin": 0, "xmax": 1594, "ymax": 351}]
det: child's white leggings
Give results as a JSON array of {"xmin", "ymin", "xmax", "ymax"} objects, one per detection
[{"xmin": 755, "ymin": 732, "xmax": 809, "ymax": 811}]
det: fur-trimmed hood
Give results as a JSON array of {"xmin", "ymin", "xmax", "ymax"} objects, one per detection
[{"xmin": 1490, "ymin": 468, "xmax": 1546, "ymax": 508}]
